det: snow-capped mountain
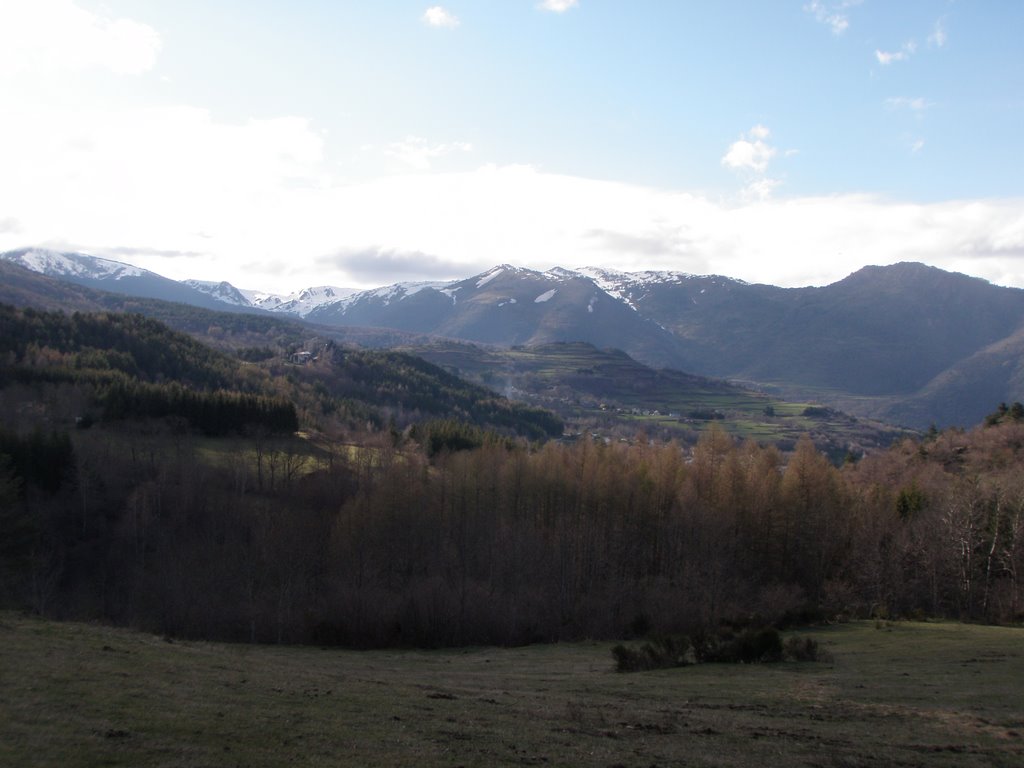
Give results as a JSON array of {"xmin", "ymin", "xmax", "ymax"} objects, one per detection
[
  {"xmin": 2, "ymin": 248, "xmax": 147, "ymax": 281},
  {"xmin": 0, "ymin": 249, "xmax": 358, "ymax": 317},
  {"xmin": 574, "ymin": 266, "xmax": 750, "ymax": 312},
  {"xmin": 0, "ymin": 248, "xmax": 249, "ymax": 311},
  {"xmin": 240, "ymin": 285, "xmax": 358, "ymax": 317},
  {"xmin": 0, "ymin": 248, "xmax": 719, "ymax": 326},
  {"xmin": 182, "ymin": 280, "xmax": 357, "ymax": 316},
  {"xmin": 304, "ymin": 263, "xmax": 739, "ymax": 328},
  {"xmin": 182, "ymin": 279, "xmax": 252, "ymax": 308},
  {"xmin": 8, "ymin": 246, "xmax": 1024, "ymax": 429},
  {"xmin": 299, "ymin": 261, "xmax": 1024, "ymax": 429},
  {"xmin": 305, "ymin": 264, "xmax": 691, "ymax": 368}
]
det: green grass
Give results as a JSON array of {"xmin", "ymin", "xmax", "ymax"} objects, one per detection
[{"xmin": 2, "ymin": 615, "xmax": 1022, "ymax": 767}]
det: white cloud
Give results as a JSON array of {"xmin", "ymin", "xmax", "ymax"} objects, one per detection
[
  {"xmin": 722, "ymin": 125, "xmax": 784, "ymax": 198},
  {"xmin": 538, "ymin": 0, "xmax": 580, "ymax": 12},
  {"xmin": 929, "ymin": 18, "xmax": 947, "ymax": 48},
  {"xmin": 875, "ymin": 50, "xmax": 905, "ymax": 66},
  {"xmin": 748, "ymin": 124, "xmax": 770, "ymax": 141},
  {"xmin": 876, "ymin": 40, "xmax": 917, "ymax": 66},
  {"xmin": 911, "ymin": 139, "xmax": 925, "ymax": 154},
  {"xmin": 722, "ymin": 125, "xmax": 777, "ymax": 173},
  {"xmin": 0, "ymin": 0, "xmax": 160, "ymax": 76},
  {"xmin": 423, "ymin": 6, "xmax": 460, "ymax": 29},
  {"xmin": 803, "ymin": 0, "xmax": 861, "ymax": 36},
  {"xmin": 379, "ymin": 136, "xmax": 473, "ymax": 171}
]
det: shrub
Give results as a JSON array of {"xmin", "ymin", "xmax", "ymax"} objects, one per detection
[
  {"xmin": 610, "ymin": 644, "xmax": 644, "ymax": 672},
  {"xmin": 693, "ymin": 626, "xmax": 783, "ymax": 664},
  {"xmin": 617, "ymin": 627, "xmax": 830, "ymax": 671},
  {"xmin": 738, "ymin": 627, "xmax": 783, "ymax": 663},
  {"xmin": 612, "ymin": 634, "xmax": 691, "ymax": 673},
  {"xmin": 783, "ymin": 636, "xmax": 829, "ymax": 662}
]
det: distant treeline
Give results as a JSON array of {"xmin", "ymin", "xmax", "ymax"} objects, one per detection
[
  {"xmin": 0, "ymin": 304, "xmax": 236, "ymax": 389},
  {"xmin": 100, "ymin": 381, "xmax": 298, "ymax": 436}
]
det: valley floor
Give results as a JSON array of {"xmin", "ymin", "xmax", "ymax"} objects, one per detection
[{"xmin": 1, "ymin": 615, "xmax": 1022, "ymax": 767}]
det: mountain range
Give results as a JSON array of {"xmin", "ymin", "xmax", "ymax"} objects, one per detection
[{"xmin": 3, "ymin": 247, "xmax": 1022, "ymax": 429}]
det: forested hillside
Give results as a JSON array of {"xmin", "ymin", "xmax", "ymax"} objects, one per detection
[
  {"xmin": 0, "ymin": 303, "xmax": 560, "ymax": 440},
  {"xmin": 0, "ymin": 304, "xmax": 298, "ymax": 436}
]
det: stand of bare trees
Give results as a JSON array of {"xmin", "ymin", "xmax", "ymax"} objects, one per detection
[{"xmin": 2, "ymin": 420, "xmax": 1023, "ymax": 647}]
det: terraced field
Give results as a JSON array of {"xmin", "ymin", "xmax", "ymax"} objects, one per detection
[{"xmin": 410, "ymin": 340, "xmax": 910, "ymax": 451}]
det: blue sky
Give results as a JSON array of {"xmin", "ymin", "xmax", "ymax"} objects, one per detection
[{"xmin": 0, "ymin": 1, "xmax": 1021, "ymax": 291}]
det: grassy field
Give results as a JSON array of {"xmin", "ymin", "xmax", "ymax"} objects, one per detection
[{"xmin": 2, "ymin": 616, "xmax": 1022, "ymax": 767}]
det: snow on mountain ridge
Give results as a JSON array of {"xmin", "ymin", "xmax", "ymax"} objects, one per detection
[
  {"xmin": 569, "ymin": 266, "xmax": 750, "ymax": 311},
  {"xmin": 2, "ymin": 248, "xmax": 753, "ymax": 321},
  {"xmin": 574, "ymin": 265, "xmax": 747, "ymax": 288},
  {"xmin": 544, "ymin": 267, "xmax": 578, "ymax": 281},
  {"xmin": 183, "ymin": 279, "xmax": 251, "ymax": 307},
  {"xmin": 332, "ymin": 280, "xmax": 451, "ymax": 310},
  {"xmin": 1, "ymin": 248, "xmax": 146, "ymax": 280},
  {"xmin": 571, "ymin": 266, "xmax": 641, "ymax": 310},
  {"xmin": 475, "ymin": 266, "xmax": 505, "ymax": 288},
  {"xmin": 238, "ymin": 284, "xmax": 358, "ymax": 316}
]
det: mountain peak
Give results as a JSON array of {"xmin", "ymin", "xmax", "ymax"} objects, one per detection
[
  {"xmin": 182, "ymin": 278, "xmax": 251, "ymax": 307},
  {"xmin": 838, "ymin": 262, "xmax": 999, "ymax": 293},
  {"xmin": 545, "ymin": 266, "xmax": 579, "ymax": 280},
  {"xmin": 471, "ymin": 264, "xmax": 550, "ymax": 289}
]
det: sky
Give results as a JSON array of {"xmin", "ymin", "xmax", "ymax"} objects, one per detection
[{"xmin": 0, "ymin": 0, "xmax": 1022, "ymax": 293}]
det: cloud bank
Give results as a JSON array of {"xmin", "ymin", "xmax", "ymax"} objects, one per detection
[
  {"xmin": 2, "ymin": 100, "xmax": 1021, "ymax": 292},
  {"xmin": 0, "ymin": 0, "xmax": 160, "ymax": 75},
  {"xmin": 378, "ymin": 136, "xmax": 474, "ymax": 171},
  {"xmin": 320, "ymin": 247, "xmax": 479, "ymax": 283}
]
